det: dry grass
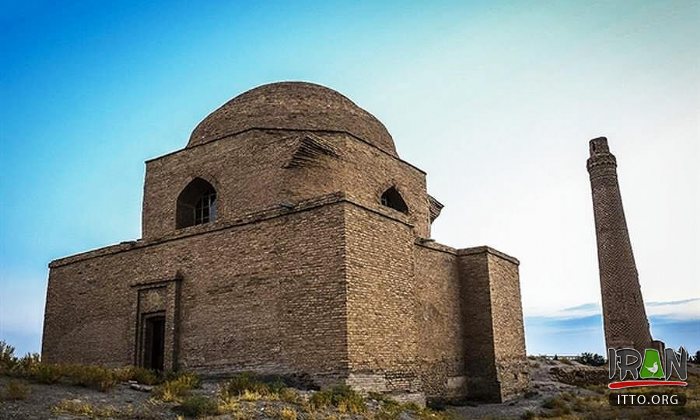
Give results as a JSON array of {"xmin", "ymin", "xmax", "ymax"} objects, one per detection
[
  {"xmin": 66, "ymin": 365, "xmax": 119, "ymax": 391},
  {"xmin": 1, "ymin": 380, "xmax": 30, "ymax": 400},
  {"xmin": 276, "ymin": 406, "xmax": 299, "ymax": 420},
  {"xmin": 240, "ymin": 389, "xmax": 265, "ymax": 401},
  {"xmin": 212, "ymin": 376, "xmax": 451, "ymax": 419},
  {"xmin": 308, "ymin": 385, "xmax": 366, "ymax": 414},
  {"xmin": 120, "ymin": 366, "xmax": 161, "ymax": 385},
  {"xmin": 208, "ymin": 373, "xmax": 302, "ymax": 417},
  {"xmin": 279, "ymin": 387, "xmax": 301, "ymax": 404},
  {"xmin": 216, "ymin": 394, "xmax": 242, "ymax": 414},
  {"xmin": 152, "ymin": 372, "xmax": 200, "ymax": 403},
  {"xmin": 0, "ymin": 339, "xmax": 211, "ymax": 397},
  {"xmin": 52, "ymin": 399, "xmax": 118, "ymax": 418},
  {"xmin": 536, "ymin": 372, "xmax": 700, "ymax": 419},
  {"xmin": 220, "ymin": 372, "xmax": 287, "ymax": 398}
]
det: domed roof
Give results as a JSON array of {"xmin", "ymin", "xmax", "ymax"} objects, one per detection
[{"xmin": 188, "ymin": 82, "xmax": 397, "ymax": 156}]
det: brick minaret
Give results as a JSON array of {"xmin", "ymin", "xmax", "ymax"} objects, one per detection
[{"xmin": 587, "ymin": 137, "xmax": 653, "ymax": 352}]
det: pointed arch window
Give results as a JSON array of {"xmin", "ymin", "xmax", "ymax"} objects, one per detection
[
  {"xmin": 176, "ymin": 178, "xmax": 217, "ymax": 228},
  {"xmin": 380, "ymin": 186, "xmax": 408, "ymax": 214}
]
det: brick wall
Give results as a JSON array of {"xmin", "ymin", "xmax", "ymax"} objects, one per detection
[
  {"xmin": 484, "ymin": 251, "xmax": 529, "ymax": 400},
  {"xmin": 344, "ymin": 204, "xmax": 420, "ymax": 392},
  {"xmin": 44, "ymin": 192, "xmax": 527, "ymax": 400},
  {"xmin": 457, "ymin": 247, "xmax": 528, "ymax": 402},
  {"xmin": 143, "ymin": 130, "xmax": 430, "ymax": 240},
  {"xmin": 413, "ymin": 243, "xmax": 466, "ymax": 399},
  {"xmin": 335, "ymin": 133, "xmax": 430, "ymax": 238},
  {"xmin": 44, "ymin": 202, "xmax": 349, "ymax": 383},
  {"xmin": 143, "ymin": 130, "xmax": 299, "ymax": 240}
]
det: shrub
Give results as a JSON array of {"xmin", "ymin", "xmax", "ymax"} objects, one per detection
[
  {"xmin": 17, "ymin": 353, "xmax": 41, "ymax": 371},
  {"xmin": 111, "ymin": 366, "xmax": 132, "ymax": 383},
  {"xmin": 267, "ymin": 377, "xmax": 287, "ymax": 393},
  {"xmin": 1, "ymin": 340, "xmax": 174, "ymax": 393},
  {"xmin": 2, "ymin": 380, "xmax": 30, "ymax": 400},
  {"xmin": 279, "ymin": 387, "xmax": 300, "ymax": 404},
  {"xmin": 541, "ymin": 396, "xmax": 561, "ymax": 409},
  {"xmin": 217, "ymin": 394, "xmax": 241, "ymax": 414},
  {"xmin": 127, "ymin": 366, "xmax": 161, "ymax": 385},
  {"xmin": 66, "ymin": 365, "xmax": 118, "ymax": 392},
  {"xmin": 9, "ymin": 361, "xmax": 119, "ymax": 391},
  {"xmin": 152, "ymin": 372, "xmax": 200, "ymax": 403},
  {"xmin": 576, "ymin": 352, "xmax": 606, "ymax": 367},
  {"xmin": 174, "ymin": 372, "xmax": 200, "ymax": 389},
  {"xmin": 308, "ymin": 388, "xmax": 332, "ymax": 409},
  {"xmin": 309, "ymin": 385, "xmax": 366, "ymax": 414},
  {"xmin": 0, "ymin": 341, "xmax": 18, "ymax": 373},
  {"xmin": 572, "ymin": 397, "xmax": 587, "ymax": 412},
  {"xmin": 541, "ymin": 395, "xmax": 571, "ymax": 416},
  {"xmin": 30, "ymin": 364, "xmax": 62, "ymax": 384},
  {"xmin": 0, "ymin": 346, "xmax": 40, "ymax": 378},
  {"xmin": 277, "ymin": 406, "xmax": 298, "ymax": 420},
  {"xmin": 240, "ymin": 389, "xmax": 263, "ymax": 401},
  {"xmin": 176, "ymin": 395, "xmax": 218, "ymax": 417},
  {"xmin": 221, "ymin": 372, "xmax": 284, "ymax": 398},
  {"xmin": 375, "ymin": 398, "xmax": 402, "ymax": 420}
]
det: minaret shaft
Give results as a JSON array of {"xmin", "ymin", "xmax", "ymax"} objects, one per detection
[{"xmin": 587, "ymin": 137, "xmax": 652, "ymax": 352}]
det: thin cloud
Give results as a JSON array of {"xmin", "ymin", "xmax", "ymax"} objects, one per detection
[
  {"xmin": 647, "ymin": 298, "xmax": 700, "ymax": 307},
  {"xmin": 530, "ymin": 298, "xmax": 700, "ymax": 321},
  {"xmin": 646, "ymin": 298, "xmax": 700, "ymax": 320}
]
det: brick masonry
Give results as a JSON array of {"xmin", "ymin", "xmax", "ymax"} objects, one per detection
[
  {"xmin": 587, "ymin": 137, "xmax": 654, "ymax": 353},
  {"xmin": 42, "ymin": 82, "xmax": 528, "ymax": 402}
]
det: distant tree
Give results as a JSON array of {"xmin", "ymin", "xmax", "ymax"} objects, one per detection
[
  {"xmin": 553, "ymin": 354, "xmax": 558, "ymax": 360},
  {"xmin": 691, "ymin": 350, "xmax": 700, "ymax": 364},
  {"xmin": 577, "ymin": 352, "xmax": 606, "ymax": 366}
]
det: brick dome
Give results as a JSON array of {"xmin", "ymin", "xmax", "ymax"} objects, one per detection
[{"xmin": 187, "ymin": 82, "xmax": 397, "ymax": 156}]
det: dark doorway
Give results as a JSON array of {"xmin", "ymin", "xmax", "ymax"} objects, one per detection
[{"xmin": 142, "ymin": 314, "xmax": 165, "ymax": 371}]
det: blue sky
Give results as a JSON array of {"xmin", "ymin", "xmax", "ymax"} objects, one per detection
[
  {"xmin": 1, "ymin": 1, "xmax": 698, "ymax": 356},
  {"xmin": 526, "ymin": 299, "xmax": 700, "ymax": 355}
]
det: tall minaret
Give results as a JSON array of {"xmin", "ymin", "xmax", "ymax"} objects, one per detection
[{"xmin": 587, "ymin": 137, "xmax": 653, "ymax": 352}]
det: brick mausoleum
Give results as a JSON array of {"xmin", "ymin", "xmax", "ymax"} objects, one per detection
[{"xmin": 43, "ymin": 82, "xmax": 528, "ymax": 402}]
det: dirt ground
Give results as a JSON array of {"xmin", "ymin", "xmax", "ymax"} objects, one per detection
[
  {"xmin": 450, "ymin": 358, "xmax": 602, "ymax": 419},
  {"xmin": 1, "ymin": 358, "xmax": 697, "ymax": 419}
]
